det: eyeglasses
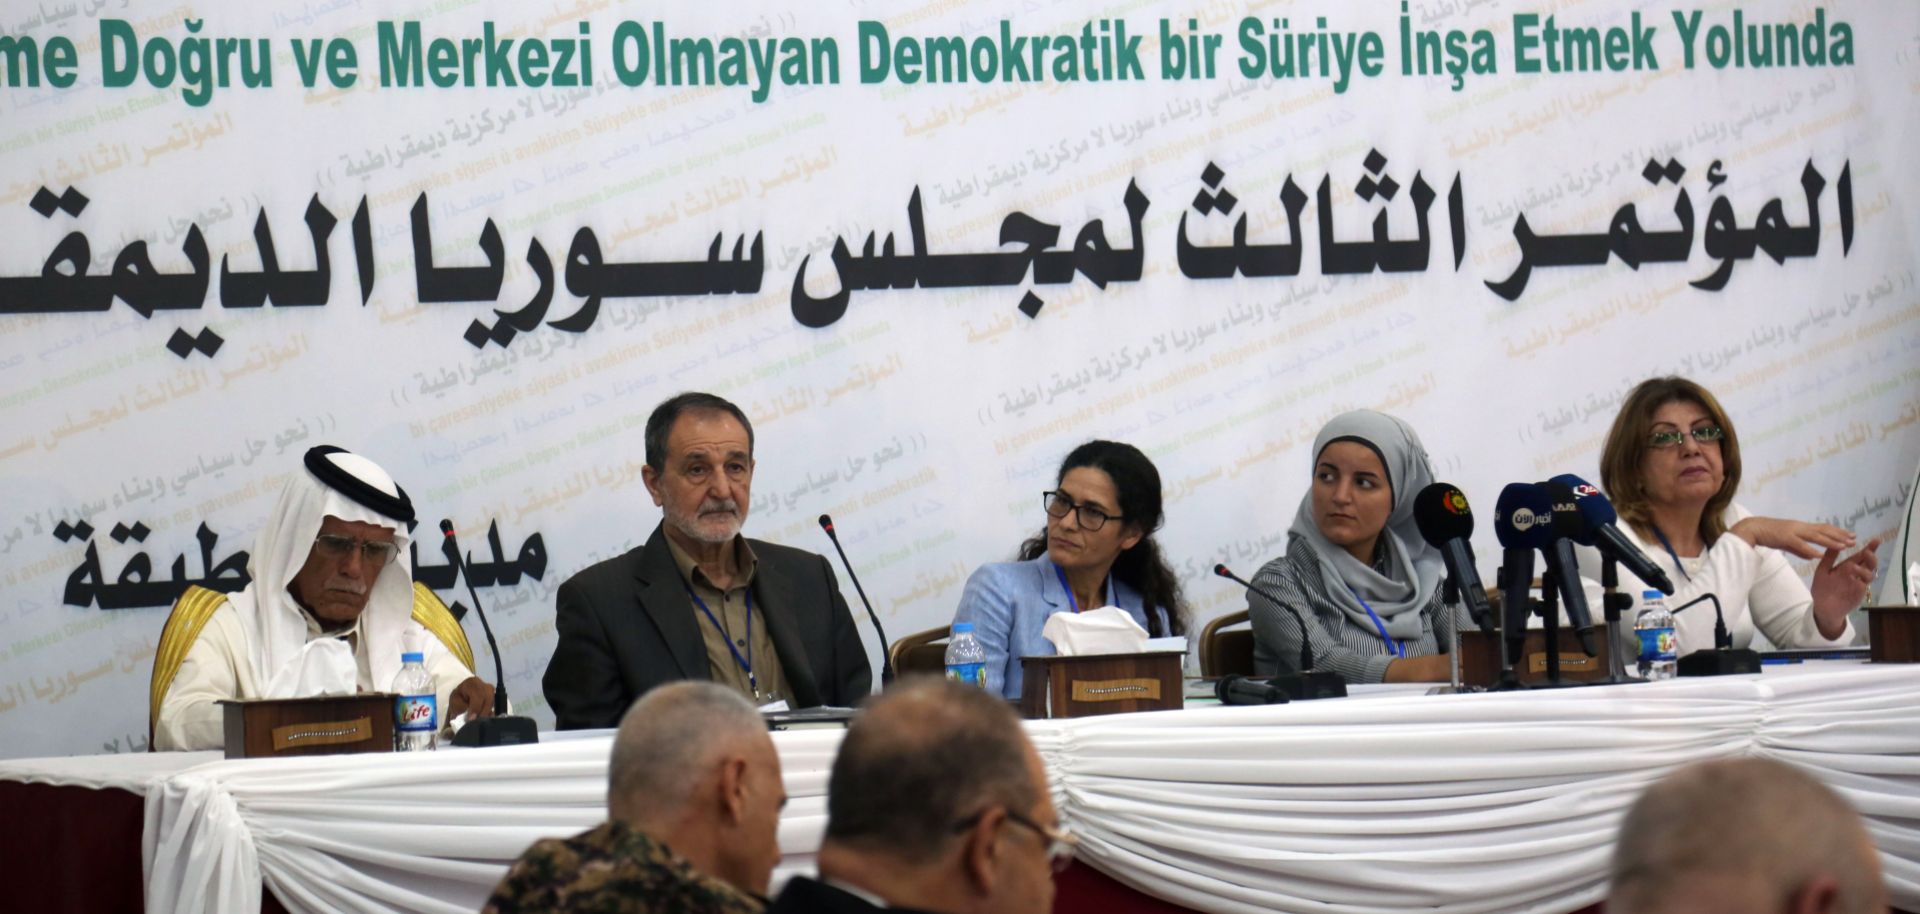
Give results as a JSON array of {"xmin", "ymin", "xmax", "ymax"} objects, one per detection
[
  {"xmin": 313, "ymin": 533, "xmax": 398, "ymax": 566},
  {"xmin": 1648, "ymin": 425, "xmax": 1725, "ymax": 449},
  {"xmin": 1043, "ymin": 491, "xmax": 1123, "ymax": 532},
  {"xmin": 953, "ymin": 808, "xmax": 1079, "ymax": 873}
]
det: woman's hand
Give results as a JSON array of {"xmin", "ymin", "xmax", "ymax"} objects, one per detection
[
  {"xmin": 1730, "ymin": 517, "xmax": 1856, "ymax": 560},
  {"xmin": 1383, "ymin": 653, "xmax": 1452, "ymax": 683},
  {"xmin": 1810, "ymin": 539, "xmax": 1881, "ymax": 638}
]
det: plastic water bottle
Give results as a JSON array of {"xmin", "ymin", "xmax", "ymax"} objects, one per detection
[
  {"xmin": 945, "ymin": 622, "xmax": 987, "ymax": 689},
  {"xmin": 1634, "ymin": 591, "xmax": 1678, "ymax": 681},
  {"xmin": 392, "ymin": 651, "xmax": 437, "ymax": 751}
]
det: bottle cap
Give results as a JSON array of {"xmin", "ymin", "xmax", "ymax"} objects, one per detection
[
  {"xmin": 1641, "ymin": 590, "xmax": 1663, "ymax": 600},
  {"xmin": 952, "ymin": 622, "xmax": 974, "ymax": 634},
  {"xmin": 401, "ymin": 651, "xmax": 424, "ymax": 663}
]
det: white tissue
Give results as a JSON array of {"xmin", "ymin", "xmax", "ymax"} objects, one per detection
[
  {"xmin": 1041, "ymin": 606, "xmax": 1150, "ymax": 656},
  {"xmin": 262, "ymin": 638, "xmax": 360, "ymax": 698}
]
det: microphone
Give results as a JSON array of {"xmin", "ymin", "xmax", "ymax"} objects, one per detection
[
  {"xmin": 818, "ymin": 515, "xmax": 894, "ymax": 687},
  {"xmin": 1411, "ymin": 483, "xmax": 1494, "ymax": 633},
  {"xmin": 1537, "ymin": 482, "xmax": 1599, "ymax": 657},
  {"xmin": 440, "ymin": 520, "xmax": 539, "ymax": 747},
  {"xmin": 1669, "ymin": 592, "xmax": 1760, "ymax": 676},
  {"xmin": 1546, "ymin": 474, "xmax": 1676, "ymax": 596},
  {"xmin": 1214, "ymin": 674, "xmax": 1288, "ymax": 705},
  {"xmin": 1213, "ymin": 564, "xmax": 1347, "ymax": 700},
  {"xmin": 1492, "ymin": 483, "xmax": 1554, "ymax": 663}
]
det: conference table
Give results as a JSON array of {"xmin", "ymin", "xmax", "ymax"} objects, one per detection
[{"xmin": 3, "ymin": 661, "xmax": 1917, "ymax": 914}]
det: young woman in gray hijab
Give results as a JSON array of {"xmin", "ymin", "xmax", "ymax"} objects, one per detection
[{"xmin": 1247, "ymin": 409, "xmax": 1458, "ymax": 683}]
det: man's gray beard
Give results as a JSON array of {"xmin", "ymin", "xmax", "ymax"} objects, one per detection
[{"xmin": 668, "ymin": 510, "xmax": 742, "ymax": 545}]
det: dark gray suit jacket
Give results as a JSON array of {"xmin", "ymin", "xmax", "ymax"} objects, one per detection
[{"xmin": 542, "ymin": 524, "xmax": 873, "ymax": 729}]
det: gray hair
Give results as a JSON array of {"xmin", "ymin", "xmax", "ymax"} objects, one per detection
[
  {"xmin": 608, "ymin": 682, "xmax": 767, "ymax": 822},
  {"xmin": 823, "ymin": 677, "xmax": 1040, "ymax": 864},
  {"xmin": 644, "ymin": 392, "xmax": 755, "ymax": 472},
  {"xmin": 1610, "ymin": 757, "xmax": 1883, "ymax": 914}
]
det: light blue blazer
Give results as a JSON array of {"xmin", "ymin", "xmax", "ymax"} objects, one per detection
[{"xmin": 951, "ymin": 556, "xmax": 1161, "ymax": 699}]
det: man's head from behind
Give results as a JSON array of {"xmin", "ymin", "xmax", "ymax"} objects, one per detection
[
  {"xmin": 818, "ymin": 678, "xmax": 1062, "ymax": 914},
  {"xmin": 1610, "ymin": 757, "xmax": 1886, "ymax": 914},
  {"xmin": 608, "ymin": 682, "xmax": 784, "ymax": 896},
  {"xmin": 641, "ymin": 392, "xmax": 757, "ymax": 546}
]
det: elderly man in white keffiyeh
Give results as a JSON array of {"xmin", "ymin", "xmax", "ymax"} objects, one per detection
[{"xmin": 151, "ymin": 446, "xmax": 495, "ymax": 750}]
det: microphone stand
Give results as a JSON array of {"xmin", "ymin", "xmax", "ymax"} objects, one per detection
[
  {"xmin": 442, "ymin": 521, "xmax": 539, "ymax": 747},
  {"xmin": 1600, "ymin": 557, "xmax": 1642, "ymax": 684},
  {"xmin": 1492, "ymin": 563, "xmax": 1524, "ymax": 692},
  {"xmin": 1538, "ymin": 567, "xmax": 1565, "ymax": 686},
  {"xmin": 1427, "ymin": 577, "xmax": 1484, "ymax": 695}
]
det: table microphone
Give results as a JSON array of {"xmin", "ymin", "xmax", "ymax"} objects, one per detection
[
  {"xmin": 1412, "ymin": 482, "xmax": 1494, "ymax": 633},
  {"xmin": 1537, "ymin": 481, "xmax": 1599, "ymax": 657},
  {"xmin": 1545, "ymin": 474, "xmax": 1675, "ymax": 595},
  {"xmin": 818, "ymin": 515, "xmax": 895, "ymax": 686},
  {"xmin": 1215, "ymin": 674, "xmax": 1289, "ymax": 705},
  {"xmin": 1213, "ymin": 564, "xmax": 1347, "ymax": 700},
  {"xmin": 441, "ymin": 520, "xmax": 538, "ymax": 747},
  {"xmin": 1670, "ymin": 592, "xmax": 1760, "ymax": 676}
]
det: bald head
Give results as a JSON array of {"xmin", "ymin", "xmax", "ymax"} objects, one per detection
[
  {"xmin": 1610, "ymin": 757, "xmax": 1886, "ymax": 914},
  {"xmin": 607, "ymin": 681, "xmax": 770, "ymax": 825},
  {"xmin": 824, "ymin": 677, "xmax": 1040, "ymax": 863}
]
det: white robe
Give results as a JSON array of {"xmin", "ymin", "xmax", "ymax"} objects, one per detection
[{"xmin": 154, "ymin": 601, "xmax": 474, "ymax": 751}]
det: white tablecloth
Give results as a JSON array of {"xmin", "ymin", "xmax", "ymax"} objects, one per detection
[{"xmin": 3, "ymin": 662, "xmax": 1916, "ymax": 914}]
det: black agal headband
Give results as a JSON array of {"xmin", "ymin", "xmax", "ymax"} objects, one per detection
[{"xmin": 303, "ymin": 445, "xmax": 416, "ymax": 529}]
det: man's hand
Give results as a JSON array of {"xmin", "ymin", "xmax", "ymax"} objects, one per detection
[{"xmin": 447, "ymin": 676, "xmax": 498, "ymax": 722}]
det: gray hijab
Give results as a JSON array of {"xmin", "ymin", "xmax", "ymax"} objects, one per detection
[{"xmin": 1286, "ymin": 410, "xmax": 1443, "ymax": 642}]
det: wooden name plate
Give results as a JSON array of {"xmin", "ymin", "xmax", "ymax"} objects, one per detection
[
  {"xmin": 1866, "ymin": 606, "xmax": 1920, "ymax": 663},
  {"xmin": 1018, "ymin": 651, "xmax": 1185, "ymax": 719},
  {"xmin": 1459, "ymin": 624, "xmax": 1614, "ymax": 688},
  {"xmin": 218, "ymin": 694, "xmax": 396, "ymax": 760}
]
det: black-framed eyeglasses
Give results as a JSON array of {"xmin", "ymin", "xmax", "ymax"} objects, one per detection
[
  {"xmin": 1043, "ymin": 491, "xmax": 1123, "ymax": 532},
  {"xmin": 313, "ymin": 533, "xmax": 398, "ymax": 566},
  {"xmin": 1648, "ymin": 425, "xmax": 1724, "ymax": 449},
  {"xmin": 953, "ymin": 807, "xmax": 1079, "ymax": 873}
]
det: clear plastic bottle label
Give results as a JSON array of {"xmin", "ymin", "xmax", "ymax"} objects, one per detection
[
  {"xmin": 1637, "ymin": 628, "xmax": 1677, "ymax": 662},
  {"xmin": 945, "ymin": 662, "xmax": 985, "ymax": 688},
  {"xmin": 395, "ymin": 694, "xmax": 437, "ymax": 732}
]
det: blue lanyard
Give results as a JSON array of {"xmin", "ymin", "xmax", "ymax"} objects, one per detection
[
  {"xmin": 1650, "ymin": 527, "xmax": 1694, "ymax": 582},
  {"xmin": 1052, "ymin": 562, "xmax": 1110, "ymax": 613},
  {"xmin": 1349, "ymin": 587, "xmax": 1407, "ymax": 658},
  {"xmin": 684, "ymin": 580, "xmax": 757, "ymax": 698}
]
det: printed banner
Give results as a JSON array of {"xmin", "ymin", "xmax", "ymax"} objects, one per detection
[{"xmin": 1, "ymin": 1, "xmax": 1916, "ymax": 757}]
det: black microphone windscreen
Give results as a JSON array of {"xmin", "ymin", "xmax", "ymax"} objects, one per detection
[
  {"xmin": 1538, "ymin": 480, "xmax": 1594, "ymax": 543},
  {"xmin": 1413, "ymin": 483, "xmax": 1474, "ymax": 545},
  {"xmin": 439, "ymin": 519, "xmax": 456, "ymax": 536},
  {"xmin": 1548, "ymin": 473, "xmax": 1620, "ymax": 529},
  {"xmin": 1493, "ymin": 483, "xmax": 1557, "ymax": 550},
  {"xmin": 817, "ymin": 514, "xmax": 834, "ymax": 531}
]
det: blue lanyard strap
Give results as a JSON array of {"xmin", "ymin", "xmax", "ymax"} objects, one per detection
[
  {"xmin": 684, "ymin": 580, "xmax": 757, "ymax": 697},
  {"xmin": 1650, "ymin": 527, "xmax": 1694, "ymax": 582},
  {"xmin": 1349, "ymin": 586, "xmax": 1407, "ymax": 658},
  {"xmin": 1051, "ymin": 562, "xmax": 1112, "ymax": 614}
]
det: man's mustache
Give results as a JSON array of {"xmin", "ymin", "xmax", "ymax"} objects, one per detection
[{"xmin": 699, "ymin": 499, "xmax": 741, "ymax": 517}]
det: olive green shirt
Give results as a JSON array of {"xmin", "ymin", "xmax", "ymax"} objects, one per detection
[{"xmin": 664, "ymin": 534, "xmax": 790, "ymax": 705}]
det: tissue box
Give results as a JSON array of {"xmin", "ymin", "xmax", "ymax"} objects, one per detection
[
  {"xmin": 219, "ymin": 694, "xmax": 396, "ymax": 759},
  {"xmin": 1017, "ymin": 651, "xmax": 1185, "ymax": 719},
  {"xmin": 1866, "ymin": 606, "xmax": 1920, "ymax": 663}
]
